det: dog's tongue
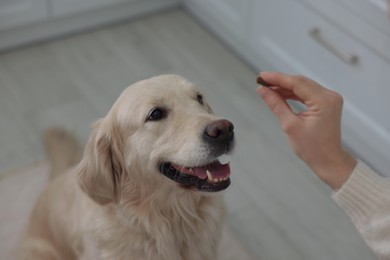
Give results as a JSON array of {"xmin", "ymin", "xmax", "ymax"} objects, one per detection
[
  {"xmin": 192, "ymin": 161, "xmax": 230, "ymax": 180},
  {"xmin": 172, "ymin": 160, "xmax": 231, "ymax": 180}
]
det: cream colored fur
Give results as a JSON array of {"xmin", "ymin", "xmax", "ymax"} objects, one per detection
[{"xmin": 18, "ymin": 75, "xmax": 230, "ymax": 260}]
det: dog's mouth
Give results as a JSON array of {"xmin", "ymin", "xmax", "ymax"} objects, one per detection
[{"xmin": 159, "ymin": 160, "xmax": 231, "ymax": 192}]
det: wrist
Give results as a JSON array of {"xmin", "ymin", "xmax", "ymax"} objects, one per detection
[{"xmin": 310, "ymin": 150, "xmax": 357, "ymax": 190}]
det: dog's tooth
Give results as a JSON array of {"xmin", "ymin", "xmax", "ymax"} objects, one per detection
[
  {"xmin": 189, "ymin": 168, "xmax": 194, "ymax": 174},
  {"xmin": 206, "ymin": 170, "xmax": 213, "ymax": 181}
]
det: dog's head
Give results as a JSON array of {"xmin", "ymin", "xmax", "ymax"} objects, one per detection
[{"xmin": 77, "ymin": 75, "xmax": 235, "ymax": 205}]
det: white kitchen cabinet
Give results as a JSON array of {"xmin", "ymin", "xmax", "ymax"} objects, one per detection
[
  {"xmin": 0, "ymin": 0, "xmax": 48, "ymax": 31},
  {"xmin": 51, "ymin": 0, "xmax": 138, "ymax": 17}
]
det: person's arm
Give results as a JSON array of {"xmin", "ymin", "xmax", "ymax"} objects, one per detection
[
  {"xmin": 333, "ymin": 160, "xmax": 390, "ymax": 260},
  {"xmin": 256, "ymin": 72, "xmax": 390, "ymax": 259}
]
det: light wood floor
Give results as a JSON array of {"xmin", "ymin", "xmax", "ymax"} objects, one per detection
[{"xmin": 0, "ymin": 8, "xmax": 376, "ymax": 260}]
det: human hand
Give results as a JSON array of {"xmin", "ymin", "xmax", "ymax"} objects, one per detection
[{"xmin": 256, "ymin": 72, "xmax": 357, "ymax": 190}]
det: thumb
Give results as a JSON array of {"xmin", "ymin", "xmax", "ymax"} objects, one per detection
[{"xmin": 256, "ymin": 87, "xmax": 295, "ymax": 123}]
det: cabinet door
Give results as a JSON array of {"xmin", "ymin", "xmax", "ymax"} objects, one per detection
[
  {"xmin": 0, "ymin": 0, "xmax": 48, "ymax": 31},
  {"xmin": 51, "ymin": 0, "xmax": 138, "ymax": 17}
]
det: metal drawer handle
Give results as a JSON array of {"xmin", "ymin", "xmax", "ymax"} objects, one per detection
[{"xmin": 309, "ymin": 27, "xmax": 359, "ymax": 65}]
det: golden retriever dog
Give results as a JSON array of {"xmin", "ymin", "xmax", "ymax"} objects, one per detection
[{"xmin": 19, "ymin": 74, "xmax": 235, "ymax": 260}]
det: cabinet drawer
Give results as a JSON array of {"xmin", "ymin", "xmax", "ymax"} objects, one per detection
[
  {"xmin": 298, "ymin": 0, "xmax": 390, "ymax": 64},
  {"xmin": 336, "ymin": 0, "xmax": 390, "ymax": 37}
]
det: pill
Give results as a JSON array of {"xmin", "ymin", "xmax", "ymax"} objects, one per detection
[{"xmin": 256, "ymin": 76, "xmax": 272, "ymax": 87}]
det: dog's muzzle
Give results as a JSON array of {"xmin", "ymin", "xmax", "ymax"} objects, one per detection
[{"xmin": 159, "ymin": 119, "xmax": 235, "ymax": 192}]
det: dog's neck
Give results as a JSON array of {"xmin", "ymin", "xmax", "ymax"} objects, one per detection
[
  {"xmin": 111, "ymin": 184, "xmax": 221, "ymax": 226},
  {"xmin": 93, "ymin": 190, "xmax": 223, "ymax": 260},
  {"xmin": 119, "ymin": 184, "xmax": 210, "ymax": 212},
  {"xmin": 88, "ymin": 171, "xmax": 225, "ymax": 259}
]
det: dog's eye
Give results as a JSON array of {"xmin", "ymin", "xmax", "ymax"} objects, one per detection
[
  {"xmin": 197, "ymin": 93, "xmax": 204, "ymax": 105},
  {"xmin": 147, "ymin": 107, "xmax": 167, "ymax": 121}
]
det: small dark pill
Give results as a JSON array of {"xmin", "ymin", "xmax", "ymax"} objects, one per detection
[{"xmin": 256, "ymin": 76, "xmax": 272, "ymax": 87}]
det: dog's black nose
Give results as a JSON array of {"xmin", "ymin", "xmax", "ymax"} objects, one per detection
[{"xmin": 203, "ymin": 119, "xmax": 234, "ymax": 144}]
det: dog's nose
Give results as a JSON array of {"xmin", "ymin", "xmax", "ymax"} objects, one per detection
[{"xmin": 203, "ymin": 119, "xmax": 234, "ymax": 143}]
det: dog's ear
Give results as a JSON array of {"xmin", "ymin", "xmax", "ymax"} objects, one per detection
[{"xmin": 77, "ymin": 120, "xmax": 124, "ymax": 205}]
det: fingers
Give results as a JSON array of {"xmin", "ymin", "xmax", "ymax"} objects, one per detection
[
  {"xmin": 259, "ymin": 72, "xmax": 323, "ymax": 102},
  {"xmin": 269, "ymin": 87, "xmax": 304, "ymax": 103},
  {"xmin": 256, "ymin": 86, "xmax": 296, "ymax": 124}
]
